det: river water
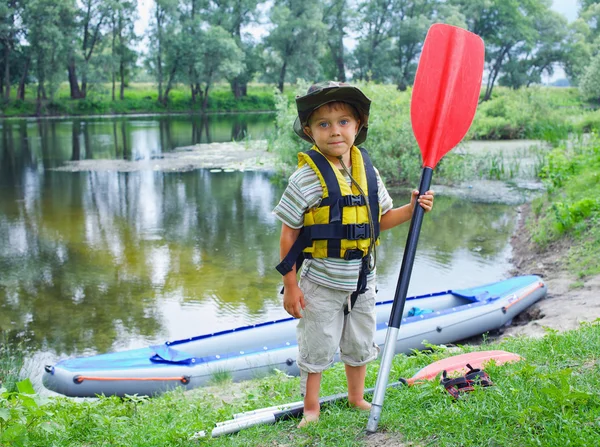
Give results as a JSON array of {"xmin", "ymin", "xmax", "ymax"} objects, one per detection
[{"xmin": 0, "ymin": 114, "xmax": 517, "ymax": 392}]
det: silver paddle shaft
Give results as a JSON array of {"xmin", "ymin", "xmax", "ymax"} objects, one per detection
[{"xmin": 367, "ymin": 326, "xmax": 399, "ymax": 433}]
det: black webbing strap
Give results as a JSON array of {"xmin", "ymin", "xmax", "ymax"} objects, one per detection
[
  {"xmin": 344, "ymin": 148, "xmax": 380, "ymax": 314},
  {"xmin": 359, "ymin": 147, "xmax": 380, "ymax": 241},
  {"xmin": 344, "ymin": 256, "xmax": 370, "ymax": 315}
]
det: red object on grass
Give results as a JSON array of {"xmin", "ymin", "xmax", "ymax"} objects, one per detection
[{"xmin": 405, "ymin": 350, "xmax": 522, "ymax": 386}]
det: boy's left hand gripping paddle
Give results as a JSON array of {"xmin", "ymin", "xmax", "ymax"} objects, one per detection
[{"xmin": 366, "ymin": 24, "xmax": 485, "ymax": 434}]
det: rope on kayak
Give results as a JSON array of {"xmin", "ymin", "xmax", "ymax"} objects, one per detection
[
  {"xmin": 502, "ymin": 281, "xmax": 544, "ymax": 313},
  {"xmin": 73, "ymin": 375, "xmax": 190, "ymax": 384}
]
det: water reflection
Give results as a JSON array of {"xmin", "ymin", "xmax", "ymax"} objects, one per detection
[
  {"xmin": 0, "ymin": 113, "xmax": 275, "ymax": 179},
  {"xmin": 0, "ymin": 115, "xmax": 516, "ymax": 381}
]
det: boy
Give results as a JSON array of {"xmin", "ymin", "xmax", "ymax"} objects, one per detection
[{"xmin": 273, "ymin": 82, "xmax": 434, "ymax": 426}]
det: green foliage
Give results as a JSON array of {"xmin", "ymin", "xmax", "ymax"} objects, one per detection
[
  {"xmin": 469, "ymin": 87, "xmax": 576, "ymax": 142},
  {"xmin": 0, "ymin": 379, "xmax": 61, "ymax": 447},
  {"xmin": 529, "ymin": 134, "xmax": 600, "ymax": 276},
  {"xmin": 579, "ymin": 53, "xmax": 600, "ymax": 101},
  {"xmin": 0, "ymin": 334, "xmax": 24, "ymax": 394}
]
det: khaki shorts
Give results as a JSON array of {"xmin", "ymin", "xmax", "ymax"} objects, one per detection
[{"xmin": 296, "ymin": 276, "xmax": 380, "ymax": 378}]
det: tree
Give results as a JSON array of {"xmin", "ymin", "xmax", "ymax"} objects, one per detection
[
  {"xmin": 353, "ymin": 0, "xmax": 395, "ymax": 81},
  {"xmin": 22, "ymin": 0, "xmax": 76, "ymax": 113},
  {"xmin": 109, "ymin": 0, "xmax": 138, "ymax": 100},
  {"xmin": 67, "ymin": 0, "xmax": 112, "ymax": 99},
  {"xmin": 207, "ymin": 0, "xmax": 262, "ymax": 98},
  {"xmin": 321, "ymin": 0, "xmax": 353, "ymax": 82},
  {"xmin": 579, "ymin": 52, "xmax": 600, "ymax": 100},
  {"xmin": 498, "ymin": 11, "xmax": 568, "ymax": 89},
  {"xmin": 388, "ymin": 0, "xmax": 434, "ymax": 90},
  {"xmin": 565, "ymin": 1, "xmax": 600, "ymax": 85},
  {"xmin": 0, "ymin": 0, "xmax": 19, "ymax": 101},
  {"xmin": 146, "ymin": 0, "xmax": 180, "ymax": 104},
  {"xmin": 262, "ymin": 0, "xmax": 326, "ymax": 92},
  {"xmin": 193, "ymin": 26, "xmax": 244, "ymax": 110},
  {"xmin": 451, "ymin": 0, "xmax": 547, "ymax": 101}
]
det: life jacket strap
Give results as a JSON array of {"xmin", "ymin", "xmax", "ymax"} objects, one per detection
[{"xmin": 276, "ymin": 223, "xmax": 372, "ymax": 276}]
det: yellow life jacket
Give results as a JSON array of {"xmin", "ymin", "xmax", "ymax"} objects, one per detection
[{"xmin": 276, "ymin": 145, "xmax": 380, "ymax": 277}]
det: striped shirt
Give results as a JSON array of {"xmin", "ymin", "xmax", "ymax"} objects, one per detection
[{"xmin": 273, "ymin": 163, "xmax": 393, "ymax": 291}]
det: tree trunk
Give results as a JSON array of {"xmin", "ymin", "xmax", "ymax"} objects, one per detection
[
  {"xmin": 483, "ymin": 47, "xmax": 510, "ymax": 102},
  {"xmin": 278, "ymin": 61, "xmax": 287, "ymax": 93},
  {"xmin": 231, "ymin": 79, "xmax": 243, "ymax": 99},
  {"xmin": 4, "ymin": 44, "xmax": 10, "ymax": 101},
  {"xmin": 119, "ymin": 60, "xmax": 125, "ymax": 100},
  {"xmin": 162, "ymin": 63, "xmax": 178, "ymax": 106},
  {"xmin": 81, "ymin": 71, "xmax": 88, "ymax": 98},
  {"xmin": 157, "ymin": 53, "xmax": 163, "ymax": 103},
  {"xmin": 202, "ymin": 83, "xmax": 210, "ymax": 111},
  {"xmin": 36, "ymin": 81, "xmax": 43, "ymax": 115},
  {"xmin": 111, "ymin": 16, "xmax": 116, "ymax": 101},
  {"xmin": 68, "ymin": 60, "xmax": 83, "ymax": 99},
  {"xmin": 17, "ymin": 58, "xmax": 29, "ymax": 100}
]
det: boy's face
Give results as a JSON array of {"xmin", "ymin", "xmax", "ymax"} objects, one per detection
[{"xmin": 304, "ymin": 103, "xmax": 360, "ymax": 162}]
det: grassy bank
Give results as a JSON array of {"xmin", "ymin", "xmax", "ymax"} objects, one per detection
[
  {"xmin": 527, "ymin": 133, "xmax": 600, "ymax": 279},
  {"xmin": 0, "ymin": 83, "xmax": 277, "ymax": 117},
  {"xmin": 1, "ymin": 323, "xmax": 599, "ymax": 446}
]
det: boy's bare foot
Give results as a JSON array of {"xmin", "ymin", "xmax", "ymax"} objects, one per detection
[
  {"xmin": 298, "ymin": 410, "xmax": 320, "ymax": 428},
  {"xmin": 349, "ymin": 399, "xmax": 371, "ymax": 411}
]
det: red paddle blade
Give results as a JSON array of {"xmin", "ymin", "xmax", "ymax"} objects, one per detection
[
  {"xmin": 406, "ymin": 350, "xmax": 522, "ymax": 385},
  {"xmin": 411, "ymin": 24, "xmax": 485, "ymax": 169}
]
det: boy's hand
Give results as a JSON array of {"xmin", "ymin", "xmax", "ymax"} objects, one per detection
[
  {"xmin": 283, "ymin": 283, "xmax": 305, "ymax": 319},
  {"xmin": 410, "ymin": 189, "xmax": 434, "ymax": 213}
]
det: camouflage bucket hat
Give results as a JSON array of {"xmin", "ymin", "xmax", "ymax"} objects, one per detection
[{"xmin": 293, "ymin": 81, "xmax": 371, "ymax": 145}]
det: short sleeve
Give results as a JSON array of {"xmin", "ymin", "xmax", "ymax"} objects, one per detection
[
  {"xmin": 272, "ymin": 176, "xmax": 310, "ymax": 229},
  {"xmin": 375, "ymin": 168, "xmax": 393, "ymax": 214}
]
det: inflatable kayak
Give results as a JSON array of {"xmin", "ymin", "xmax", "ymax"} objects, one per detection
[{"xmin": 42, "ymin": 275, "xmax": 545, "ymax": 397}]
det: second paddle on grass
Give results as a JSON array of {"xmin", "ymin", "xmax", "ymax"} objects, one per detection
[{"xmin": 366, "ymin": 24, "xmax": 485, "ymax": 433}]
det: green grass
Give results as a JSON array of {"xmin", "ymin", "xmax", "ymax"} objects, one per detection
[
  {"xmin": 2, "ymin": 322, "xmax": 600, "ymax": 446},
  {"xmin": 0, "ymin": 332, "xmax": 25, "ymax": 394},
  {"xmin": 528, "ymin": 133, "xmax": 600, "ymax": 278},
  {"xmin": 0, "ymin": 82, "xmax": 276, "ymax": 117}
]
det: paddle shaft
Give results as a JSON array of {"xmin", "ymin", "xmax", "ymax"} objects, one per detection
[
  {"xmin": 367, "ymin": 167, "xmax": 432, "ymax": 433},
  {"xmin": 212, "ymin": 380, "xmax": 406, "ymax": 437}
]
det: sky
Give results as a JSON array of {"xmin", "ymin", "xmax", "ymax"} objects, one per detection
[{"xmin": 134, "ymin": 0, "xmax": 581, "ymax": 81}]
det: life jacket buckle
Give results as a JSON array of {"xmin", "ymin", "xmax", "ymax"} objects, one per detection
[
  {"xmin": 346, "ymin": 223, "xmax": 368, "ymax": 240},
  {"xmin": 343, "ymin": 249, "xmax": 364, "ymax": 260},
  {"xmin": 343, "ymin": 195, "xmax": 365, "ymax": 207}
]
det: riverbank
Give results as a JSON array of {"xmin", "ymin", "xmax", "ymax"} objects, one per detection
[
  {"xmin": 504, "ymin": 203, "xmax": 600, "ymax": 337},
  {"xmin": 0, "ymin": 83, "xmax": 277, "ymax": 118}
]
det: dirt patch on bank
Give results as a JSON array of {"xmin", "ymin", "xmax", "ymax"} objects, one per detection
[{"xmin": 503, "ymin": 204, "xmax": 600, "ymax": 338}]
